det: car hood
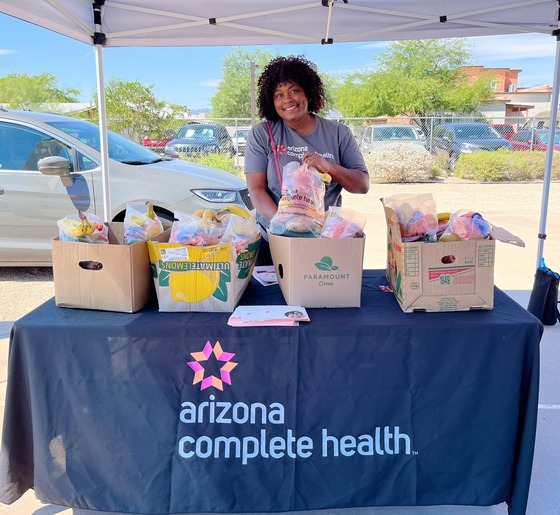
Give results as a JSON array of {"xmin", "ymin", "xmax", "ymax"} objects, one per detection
[
  {"xmin": 135, "ymin": 158, "xmax": 246, "ymax": 188},
  {"xmin": 458, "ymin": 139, "xmax": 511, "ymax": 149},
  {"xmin": 370, "ymin": 139, "xmax": 424, "ymax": 146},
  {"xmin": 167, "ymin": 137, "xmax": 219, "ymax": 145}
]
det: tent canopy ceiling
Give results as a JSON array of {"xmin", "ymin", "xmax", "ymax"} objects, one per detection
[{"xmin": 0, "ymin": 0, "xmax": 559, "ymax": 48}]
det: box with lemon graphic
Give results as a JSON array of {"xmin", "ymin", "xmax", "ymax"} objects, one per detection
[{"xmin": 148, "ymin": 207, "xmax": 260, "ymax": 312}]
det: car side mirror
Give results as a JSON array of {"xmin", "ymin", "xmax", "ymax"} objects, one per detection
[{"xmin": 38, "ymin": 156, "xmax": 74, "ymax": 187}]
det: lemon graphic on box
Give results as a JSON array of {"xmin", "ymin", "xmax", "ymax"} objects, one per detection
[
  {"xmin": 161, "ymin": 244, "xmax": 231, "ymax": 304},
  {"xmin": 170, "ymin": 269, "xmax": 220, "ymax": 303}
]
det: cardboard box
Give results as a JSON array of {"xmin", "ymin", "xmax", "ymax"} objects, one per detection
[
  {"xmin": 147, "ymin": 230, "xmax": 260, "ymax": 312},
  {"xmin": 382, "ymin": 200, "xmax": 524, "ymax": 312},
  {"xmin": 268, "ymin": 232, "xmax": 365, "ymax": 308},
  {"xmin": 52, "ymin": 222, "xmax": 154, "ymax": 313}
]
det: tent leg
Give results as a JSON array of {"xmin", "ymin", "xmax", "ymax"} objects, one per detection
[
  {"xmin": 95, "ymin": 44, "xmax": 112, "ymax": 223},
  {"xmin": 537, "ymin": 36, "xmax": 560, "ymax": 268}
]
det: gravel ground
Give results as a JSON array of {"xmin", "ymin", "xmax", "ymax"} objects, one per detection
[{"xmin": 1, "ymin": 178, "xmax": 559, "ymax": 323}]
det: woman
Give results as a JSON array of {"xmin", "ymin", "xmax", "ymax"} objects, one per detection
[{"xmin": 244, "ymin": 55, "xmax": 369, "ymax": 265}]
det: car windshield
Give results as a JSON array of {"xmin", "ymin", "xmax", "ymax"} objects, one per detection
[
  {"xmin": 48, "ymin": 120, "xmax": 163, "ymax": 164},
  {"xmin": 455, "ymin": 125, "xmax": 501, "ymax": 140},
  {"xmin": 176, "ymin": 126, "xmax": 217, "ymax": 139},
  {"xmin": 373, "ymin": 127, "xmax": 418, "ymax": 141},
  {"xmin": 234, "ymin": 129, "xmax": 249, "ymax": 138}
]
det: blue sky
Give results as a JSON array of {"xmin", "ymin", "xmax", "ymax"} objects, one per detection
[{"xmin": 1, "ymin": 13, "xmax": 558, "ymax": 110}]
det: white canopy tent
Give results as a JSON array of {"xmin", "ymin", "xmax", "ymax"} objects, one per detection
[{"xmin": 1, "ymin": 0, "xmax": 559, "ymax": 265}]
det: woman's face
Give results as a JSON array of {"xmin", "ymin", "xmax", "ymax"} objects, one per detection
[{"xmin": 273, "ymin": 81, "xmax": 309, "ymax": 124}]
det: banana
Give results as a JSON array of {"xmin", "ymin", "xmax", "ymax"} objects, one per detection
[
  {"xmin": 217, "ymin": 204, "xmax": 251, "ymax": 220},
  {"xmin": 70, "ymin": 211, "xmax": 94, "ymax": 237},
  {"xmin": 193, "ymin": 209, "xmax": 205, "ymax": 218},
  {"xmin": 319, "ymin": 172, "xmax": 332, "ymax": 184},
  {"xmin": 202, "ymin": 209, "xmax": 218, "ymax": 221},
  {"xmin": 146, "ymin": 201, "xmax": 155, "ymax": 220},
  {"xmin": 437, "ymin": 212, "xmax": 451, "ymax": 222}
]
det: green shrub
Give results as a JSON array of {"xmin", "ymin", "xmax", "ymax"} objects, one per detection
[
  {"xmin": 364, "ymin": 143, "xmax": 438, "ymax": 183},
  {"xmin": 180, "ymin": 153, "xmax": 244, "ymax": 178},
  {"xmin": 454, "ymin": 149, "xmax": 560, "ymax": 181}
]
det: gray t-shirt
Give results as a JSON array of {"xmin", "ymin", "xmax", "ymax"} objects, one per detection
[{"xmin": 244, "ymin": 116, "xmax": 368, "ymax": 233}]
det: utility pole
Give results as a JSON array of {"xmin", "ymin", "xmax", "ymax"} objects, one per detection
[{"xmin": 250, "ymin": 61, "xmax": 256, "ymax": 126}]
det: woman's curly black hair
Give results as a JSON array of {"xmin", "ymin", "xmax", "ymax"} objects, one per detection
[{"xmin": 257, "ymin": 55, "xmax": 326, "ymax": 121}]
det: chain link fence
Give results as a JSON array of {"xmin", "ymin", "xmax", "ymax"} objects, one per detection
[{"xmin": 131, "ymin": 115, "xmax": 560, "ymax": 180}]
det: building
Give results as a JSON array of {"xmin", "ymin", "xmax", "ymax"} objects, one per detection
[{"xmin": 462, "ymin": 66, "xmax": 553, "ymax": 126}]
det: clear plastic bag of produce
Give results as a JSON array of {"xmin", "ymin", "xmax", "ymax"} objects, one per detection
[
  {"xmin": 123, "ymin": 201, "xmax": 164, "ymax": 244},
  {"xmin": 269, "ymin": 162, "xmax": 326, "ymax": 238},
  {"xmin": 169, "ymin": 211, "xmax": 225, "ymax": 246},
  {"xmin": 439, "ymin": 210, "xmax": 492, "ymax": 241},
  {"xmin": 57, "ymin": 211, "xmax": 109, "ymax": 243},
  {"xmin": 320, "ymin": 206, "xmax": 367, "ymax": 238},
  {"xmin": 384, "ymin": 193, "xmax": 438, "ymax": 242}
]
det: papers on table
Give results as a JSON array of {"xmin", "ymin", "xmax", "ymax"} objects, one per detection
[
  {"xmin": 252, "ymin": 265, "xmax": 278, "ymax": 286},
  {"xmin": 228, "ymin": 305, "xmax": 310, "ymax": 327}
]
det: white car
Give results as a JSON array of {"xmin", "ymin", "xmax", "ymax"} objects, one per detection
[
  {"xmin": 0, "ymin": 109, "xmax": 253, "ymax": 266},
  {"xmin": 359, "ymin": 124, "xmax": 427, "ymax": 154},
  {"xmin": 231, "ymin": 128, "xmax": 250, "ymax": 156}
]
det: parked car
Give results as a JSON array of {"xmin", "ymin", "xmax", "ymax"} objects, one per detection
[
  {"xmin": 165, "ymin": 123, "xmax": 234, "ymax": 158},
  {"xmin": 0, "ymin": 109, "xmax": 253, "ymax": 266},
  {"xmin": 432, "ymin": 122, "xmax": 512, "ymax": 170},
  {"xmin": 359, "ymin": 124, "xmax": 426, "ymax": 154},
  {"xmin": 232, "ymin": 128, "xmax": 250, "ymax": 156},
  {"xmin": 511, "ymin": 129, "xmax": 560, "ymax": 151},
  {"xmin": 491, "ymin": 123, "xmax": 515, "ymax": 140},
  {"xmin": 141, "ymin": 131, "xmax": 175, "ymax": 153}
]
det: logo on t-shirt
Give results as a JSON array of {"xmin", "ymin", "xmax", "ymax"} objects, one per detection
[{"xmin": 275, "ymin": 143, "xmax": 286, "ymax": 155}]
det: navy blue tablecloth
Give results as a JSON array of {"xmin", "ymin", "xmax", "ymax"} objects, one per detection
[{"xmin": 0, "ymin": 270, "xmax": 542, "ymax": 514}]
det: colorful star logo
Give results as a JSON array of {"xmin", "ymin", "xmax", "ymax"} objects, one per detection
[
  {"xmin": 276, "ymin": 143, "xmax": 286, "ymax": 155},
  {"xmin": 187, "ymin": 341, "xmax": 238, "ymax": 391}
]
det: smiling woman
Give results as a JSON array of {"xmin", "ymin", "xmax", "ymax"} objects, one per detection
[{"xmin": 244, "ymin": 55, "xmax": 370, "ymax": 265}]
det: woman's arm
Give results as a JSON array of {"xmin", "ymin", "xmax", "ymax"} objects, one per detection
[
  {"xmin": 302, "ymin": 153, "xmax": 370, "ymax": 194},
  {"xmin": 245, "ymin": 172, "xmax": 279, "ymax": 220}
]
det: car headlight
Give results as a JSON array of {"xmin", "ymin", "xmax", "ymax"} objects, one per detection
[
  {"xmin": 192, "ymin": 189, "xmax": 238, "ymax": 203},
  {"xmin": 459, "ymin": 142, "xmax": 478, "ymax": 153}
]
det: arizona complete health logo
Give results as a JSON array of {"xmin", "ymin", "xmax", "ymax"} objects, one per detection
[{"xmin": 187, "ymin": 341, "xmax": 238, "ymax": 391}]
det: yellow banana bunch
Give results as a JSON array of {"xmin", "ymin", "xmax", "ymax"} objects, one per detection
[
  {"xmin": 217, "ymin": 204, "xmax": 252, "ymax": 221},
  {"xmin": 437, "ymin": 212, "xmax": 451, "ymax": 223},
  {"xmin": 130, "ymin": 201, "xmax": 157, "ymax": 226},
  {"xmin": 68, "ymin": 211, "xmax": 95, "ymax": 237},
  {"xmin": 193, "ymin": 209, "xmax": 220, "ymax": 222}
]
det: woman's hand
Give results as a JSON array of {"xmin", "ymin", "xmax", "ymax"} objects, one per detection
[
  {"xmin": 302, "ymin": 153, "xmax": 369, "ymax": 194},
  {"xmin": 302, "ymin": 152, "xmax": 331, "ymax": 174}
]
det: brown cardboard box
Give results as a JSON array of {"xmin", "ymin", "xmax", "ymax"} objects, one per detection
[
  {"xmin": 147, "ymin": 230, "xmax": 260, "ymax": 312},
  {"xmin": 52, "ymin": 222, "xmax": 154, "ymax": 313},
  {"xmin": 382, "ymin": 199, "xmax": 525, "ymax": 312},
  {"xmin": 268, "ymin": 232, "xmax": 365, "ymax": 308}
]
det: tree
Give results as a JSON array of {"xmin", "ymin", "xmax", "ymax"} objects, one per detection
[
  {"xmin": 0, "ymin": 72, "xmax": 79, "ymax": 110},
  {"xmin": 100, "ymin": 78, "xmax": 184, "ymax": 142},
  {"xmin": 334, "ymin": 39, "xmax": 495, "ymax": 119},
  {"xmin": 211, "ymin": 48, "xmax": 338, "ymax": 119},
  {"xmin": 211, "ymin": 47, "xmax": 276, "ymax": 119}
]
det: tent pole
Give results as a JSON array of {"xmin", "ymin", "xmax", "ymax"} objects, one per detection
[
  {"xmin": 94, "ymin": 44, "xmax": 111, "ymax": 223},
  {"xmin": 536, "ymin": 33, "xmax": 560, "ymax": 268}
]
